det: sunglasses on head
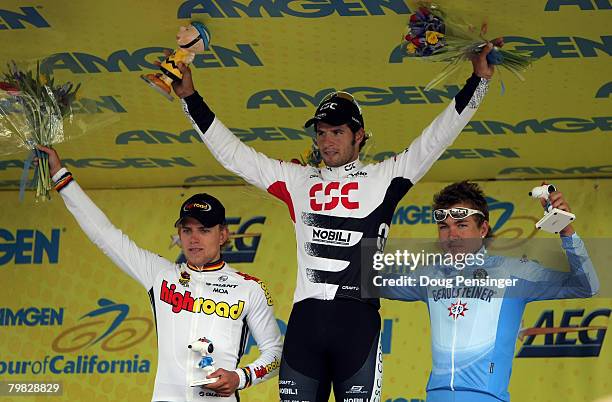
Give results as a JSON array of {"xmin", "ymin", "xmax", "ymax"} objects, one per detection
[
  {"xmin": 433, "ymin": 207, "xmax": 485, "ymax": 223},
  {"xmin": 319, "ymin": 91, "xmax": 362, "ymax": 114}
]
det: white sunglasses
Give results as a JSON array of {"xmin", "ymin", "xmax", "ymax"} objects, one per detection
[{"xmin": 433, "ymin": 207, "xmax": 485, "ymax": 222}]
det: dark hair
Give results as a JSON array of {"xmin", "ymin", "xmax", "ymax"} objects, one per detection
[
  {"xmin": 432, "ymin": 181, "xmax": 492, "ymax": 238},
  {"xmin": 314, "ymin": 121, "xmax": 368, "ymax": 152},
  {"xmin": 220, "ymin": 224, "xmax": 231, "ymax": 250},
  {"xmin": 347, "ymin": 121, "xmax": 368, "ymax": 151}
]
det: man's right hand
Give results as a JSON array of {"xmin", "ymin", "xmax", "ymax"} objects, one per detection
[
  {"xmin": 153, "ymin": 50, "xmax": 196, "ymax": 99},
  {"xmin": 171, "ymin": 62, "xmax": 195, "ymax": 99},
  {"xmin": 35, "ymin": 145, "xmax": 62, "ymax": 177}
]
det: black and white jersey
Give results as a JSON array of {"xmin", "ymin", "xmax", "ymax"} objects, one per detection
[{"xmin": 182, "ymin": 75, "xmax": 489, "ymax": 307}]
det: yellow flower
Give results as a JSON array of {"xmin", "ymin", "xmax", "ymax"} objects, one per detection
[
  {"xmin": 300, "ymin": 147, "xmax": 311, "ymax": 162},
  {"xmin": 406, "ymin": 43, "xmax": 417, "ymax": 54},
  {"xmin": 426, "ymin": 31, "xmax": 443, "ymax": 45}
]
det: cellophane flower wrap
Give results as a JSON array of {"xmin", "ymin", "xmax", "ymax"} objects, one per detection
[
  {"xmin": 401, "ymin": 2, "xmax": 534, "ymax": 90},
  {"xmin": 0, "ymin": 61, "xmax": 80, "ymax": 202}
]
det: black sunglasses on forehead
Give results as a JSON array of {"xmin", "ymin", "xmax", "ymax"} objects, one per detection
[{"xmin": 433, "ymin": 207, "xmax": 485, "ymax": 223}]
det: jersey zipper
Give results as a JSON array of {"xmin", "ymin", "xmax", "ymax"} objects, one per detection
[
  {"xmin": 186, "ymin": 279, "xmax": 200, "ymax": 400},
  {"xmin": 450, "ymin": 297, "xmax": 459, "ymax": 391}
]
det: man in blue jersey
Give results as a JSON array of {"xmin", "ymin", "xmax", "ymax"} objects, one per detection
[{"xmin": 380, "ymin": 181, "xmax": 599, "ymax": 402}]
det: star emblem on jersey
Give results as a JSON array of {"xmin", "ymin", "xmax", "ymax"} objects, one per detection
[{"xmin": 448, "ymin": 300, "xmax": 468, "ymax": 319}]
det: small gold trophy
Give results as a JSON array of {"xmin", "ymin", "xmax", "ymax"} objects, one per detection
[{"xmin": 141, "ymin": 22, "xmax": 210, "ymax": 101}]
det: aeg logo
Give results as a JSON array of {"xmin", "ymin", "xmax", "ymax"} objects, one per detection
[
  {"xmin": 309, "ymin": 182, "xmax": 359, "ymax": 211},
  {"xmin": 517, "ymin": 308, "xmax": 610, "ymax": 358}
]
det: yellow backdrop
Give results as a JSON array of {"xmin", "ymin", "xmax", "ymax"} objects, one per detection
[{"xmin": 1, "ymin": 179, "xmax": 610, "ymax": 401}]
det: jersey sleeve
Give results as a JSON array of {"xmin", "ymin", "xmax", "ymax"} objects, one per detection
[
  {"xmin": 383, "ymin": 74, "xmax": 489, "ymax": 183},
  {"xmin": 236, "ymin": 279, "xmax": 282, "ymax": 389},
  {"xmin": 508, "ymin": 233, "xmax": 599, "ymax": 302},
  {"xmin": 378, "ymin": 272, "xmax": 428, "ymax": 302},
  {"xmin": 54, "ymin": 168, "xmax": 170, "ymax": 289},
  {"xmin": 181, "ymin": 92, "xmax": 307, "ymax": 217}
]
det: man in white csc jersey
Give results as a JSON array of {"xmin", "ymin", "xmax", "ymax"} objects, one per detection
[
  {"xmin": 36, "ymin": 145, "xmax": 282, "ymax": 402},
  {"xmin": 171, "ymin": 39, "xmax": 502, "ymax": 401}
]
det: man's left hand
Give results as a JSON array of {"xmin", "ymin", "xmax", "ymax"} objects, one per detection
[
  {"xmin": 202, "ymin": 368, "xmax": 240, "ymax": 397},
  {"xmin": 471, "ymin": 37, "xmax": 504, "ymax": 80},
  {"xmin": 539, "ymin": 183, "xmax": 575, "ymax": 237}
]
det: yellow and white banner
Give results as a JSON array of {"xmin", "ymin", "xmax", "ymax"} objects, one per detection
[{"xmin": 0, "ymin": 0, "xmax": 610, "ymax": 190}]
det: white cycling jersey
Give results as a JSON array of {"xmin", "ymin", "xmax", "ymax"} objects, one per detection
[
  {"xmin": 182, "ymin": 74, "xmax": 489, "ymax": 307},
  {"xmin": 53, "ymin": 170, "xmax": 282, "ymax": 402}
]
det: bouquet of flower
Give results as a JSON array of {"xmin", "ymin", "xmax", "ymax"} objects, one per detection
[
  {"xmin": 401, "ymin": 2, "xmax": 534, "ymax": 90},
  {"xmin": 291, "ymin": 138, "xmax": 323, "ymax": 167},
  {"xmin": 0, "ymin": 61, "xmax": 80, "ymax": 201}
]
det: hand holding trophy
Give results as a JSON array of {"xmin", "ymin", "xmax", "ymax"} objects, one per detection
[
  {"xmin": 188, "ymin": 337, "xmax": 218, "ymax": 386},
  {"xmin": 529, "ymin": 184, "xmax": 576, "ymax": 234},
  {"xmin": 141, "ymin": 22, "xmax": 210, "ymax": 101}
]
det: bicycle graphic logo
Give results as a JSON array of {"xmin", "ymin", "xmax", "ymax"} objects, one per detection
[
  {"xmin": 52, "ymin": 298, "xmax": 153, "ymax": 353},
  {"xmin": 486, "ymin": 197, "xmax": 539, "ymax": 251}
]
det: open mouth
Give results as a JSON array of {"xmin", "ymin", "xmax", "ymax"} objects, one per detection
[{"xmin": 322, "ymin": 150, "xmax": 338, "ymax": 158}]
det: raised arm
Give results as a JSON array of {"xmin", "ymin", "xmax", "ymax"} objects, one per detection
[
  {"xmin": 509, "ymin": 232, "xmax": 599, "ymax": 302},
  {"xmin": 38, "ymin": 146, "xmax": 169, "ymax": 288},
  {"xmin": 173, "ymin": 63, "xmax": 306, "ymax": 205},
  {"xmin": 386, "ymin": 40, "xmax": 502, "ymax": 183},
  {"xmin": 507, "ymin": 188, "xmax": 598, "ymax": 301}
]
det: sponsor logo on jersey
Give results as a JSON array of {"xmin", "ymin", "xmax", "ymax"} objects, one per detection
[
  {"xmin": 179, "ymin": 271, "xmax": 191, "ymax": 287},
  {"xmin": 312, "ymin": 228, "xmax": 353, "ymax": 246},
  {"xmin": 253, "ymin": 357, "xmax": 280, "ymax": 379},
  {"xmin": 448, "ymin": 300, "xmax": 469, "ymax": 319},
  {"xmin": 160, "ymin": 280, "xmax": 245, "ymax": 319},
  {"xmin": 309, "ymin": 182, "xmax": 359, "ymax": 211},
  {"xmin": 208, "ymin": 281, "xmax": 239, "ymax": 295},
  {"xmin": 347, "ymin": 385, "xmax": 367, "ymax": 394},
  {"xmin": 236, "ymin": 272, "xmax": 274, "ymax": 306},
  {"xmin": 432, "ymin": 287, "xmax": 496, "ymax": 303}
]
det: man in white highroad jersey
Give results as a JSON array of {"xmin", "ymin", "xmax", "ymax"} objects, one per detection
[
  {"xmin": 37, "ymin": 146, "xmax": 282, "ymax": 402},
  {"xmin": 171, "ymin": 40, "xmax": 502, "ymax": 401}
]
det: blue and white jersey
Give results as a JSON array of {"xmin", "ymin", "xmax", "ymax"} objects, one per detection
[{"xmin": 384, "ymin": 233, "xmax": 599, "ymax": 402}]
